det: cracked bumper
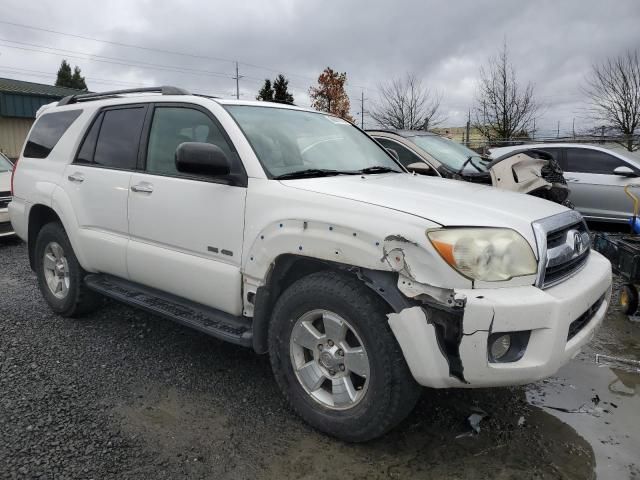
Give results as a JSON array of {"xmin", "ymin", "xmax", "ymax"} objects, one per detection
[{"xmin": 389, "ymin": 251, "xmax": 612, "ymax": 388}]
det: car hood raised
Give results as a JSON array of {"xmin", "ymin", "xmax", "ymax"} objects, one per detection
[{"xmin": 280, "ymin": 173, "xmax": 568, "ymax": 244}]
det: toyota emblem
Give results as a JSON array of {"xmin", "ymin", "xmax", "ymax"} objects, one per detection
[{"xmin": 574, "ymin": 232, "xmax": 584, "ymax": 255}]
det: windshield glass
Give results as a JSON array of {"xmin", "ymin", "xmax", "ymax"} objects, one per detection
[
  {"xmin": 410, "ymin": 135, "xmax": 487, "ymax": 173},
  {"xmin": 0, "ymin": 153, "xmax": 12, "ymax": 173},
  {"xmin": 225, "ymin": 105, "xmax": 401, "ymax": 177}
]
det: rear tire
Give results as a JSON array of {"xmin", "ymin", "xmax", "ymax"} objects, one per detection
[
  {"xmin": 620, "ymin": 284, "xmax": 638, "ymax": 316},
  {"xmin": 34, "ymin": 222, "xmax": 101, "ymax": 317},
  {"xmin": 268, "ymin": 270, "xmax": 421, "ymax": 442}
]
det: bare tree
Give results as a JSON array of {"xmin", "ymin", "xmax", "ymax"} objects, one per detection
[
  {"xmin": 584, "ymin": 50, "xmax": 640, "ymax": 151},
  {"xmin": 369, "ymin": 74, "xmax": 444, "ymax": 130},
  {"xmin": 473, "ymin": 42, "xmax": 538, "ymax": 142}
]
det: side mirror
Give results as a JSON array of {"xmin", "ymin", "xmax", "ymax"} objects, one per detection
[
  {"xmin": 406, "ymin": 162, "xmax": 433, "ymax": 175},
  {"xmin": 386, "ymin": 148, "xmax": 400, "ymax": 161},
  {"xmin": 613, "ymin": 165, "xmax": 637, "ymax": 177},
  {"xmin": 176, "ymin": 142, "xmax": 231, "ymax": 176}
]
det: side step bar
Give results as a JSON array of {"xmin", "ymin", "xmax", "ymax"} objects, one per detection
[{"xmin": 84, "ymin": 274, "xmax": 252, "ymax": 347}]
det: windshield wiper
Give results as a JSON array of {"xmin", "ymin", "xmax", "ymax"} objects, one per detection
[
  {"xmin": 355, "ymin": 166, "xmax": 399, "ymax": 174},
  {"xmin": 458, "ymin": 156, "xmax": 484, "ymax": 174},
  {"xmin": 274, "ymin": 168, "xmax": 349, "ymax": 180}
]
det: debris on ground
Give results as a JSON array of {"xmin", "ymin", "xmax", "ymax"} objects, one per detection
[{"xmin": 595, "ymin": 354, "xmax": 640, "ymax": 373}]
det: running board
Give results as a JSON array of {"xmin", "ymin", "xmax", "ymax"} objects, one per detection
[{"xmin": 84, "ymin": 274, "xmax": 252, "ymax": 347}]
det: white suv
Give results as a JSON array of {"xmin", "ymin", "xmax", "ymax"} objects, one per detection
[{"xmin": 9, "ymin": 87, "xmax": 612, "ymax": 441}]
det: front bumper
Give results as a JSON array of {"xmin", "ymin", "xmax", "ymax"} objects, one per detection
[
  {"xmin": 389, "ymin": 251, "xmax": 612, "ymax": 388},
  {"xmin": 0, "ymin": 208, "xmax": 14, "ymax": 237}
]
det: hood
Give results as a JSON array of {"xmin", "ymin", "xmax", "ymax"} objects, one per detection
[{"xmin": 280, "ymin": 173, "xmax": 568, "ymax": 245}]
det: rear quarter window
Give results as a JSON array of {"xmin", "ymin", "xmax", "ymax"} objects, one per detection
[{"xmin": 23, "ymin": 110, "xmax": 83, "ymax": 159}]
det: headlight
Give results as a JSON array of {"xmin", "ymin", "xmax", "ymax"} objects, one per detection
[{"xmin": 427, "ymin": 228, "xmax": 537, "ymax": 281}]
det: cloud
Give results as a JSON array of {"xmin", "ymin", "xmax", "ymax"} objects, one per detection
[{"xmin": 0, "ymin": 0, "xmax": 638, "ymax": 133}]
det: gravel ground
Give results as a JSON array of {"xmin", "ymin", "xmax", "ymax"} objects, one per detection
[{"xmin": 1, "ymin": 237, "xmax": 637, "ymax": 479}]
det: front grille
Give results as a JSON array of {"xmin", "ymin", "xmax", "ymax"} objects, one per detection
[
  {"xmin": 544, "ymin": 250, "xmax": 590, "ymax": 286},
  {"xmin": 542, "ymin": 220, "xmax": 590, "ymax": 288},
  {"xmin": 534, "ymin": 211, "xmax": 591, "ymax": 289},
  {"xmin": 0, "ymin": 221, "xmax": 13, "ymax": 235},
  {"xmin": 567, "ymin": 294, "xmax": 606, "ymax": 341}
]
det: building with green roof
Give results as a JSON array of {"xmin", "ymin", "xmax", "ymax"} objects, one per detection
[{"xmin": 0, "ymin": 77, "xmax": 86, "ymax": 159}]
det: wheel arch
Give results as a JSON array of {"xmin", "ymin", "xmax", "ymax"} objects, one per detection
[
  {"xmin": 250, "ymin": 253, "xmax": 409, "ymax": 354},
  {"xmin": 28, "ymin": 187, "xmax": 89, "ymax": 273},
  {"xmin": 27, "ymin": 204, "xmax": 62, "ymax": 270}
]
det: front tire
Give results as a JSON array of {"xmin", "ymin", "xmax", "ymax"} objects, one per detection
[
  {"xmin": 34, "ymin": 222, "xmax": 100, "ymax": 317},
  {"xmin": 268, "ymin": 271, "xmax": 420, "ymax": 442}
]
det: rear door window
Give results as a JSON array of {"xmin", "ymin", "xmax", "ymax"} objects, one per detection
[
  {"xmin": 564, "ymin": 148, "xmax": 630, "ymax": 174},
  {"xmin": 539, "ymin": 147, "xmax": 562, "ymax": 163},
  {"xmin": 92, "ymin": 107, "xmax": 146, "ymax": 170},
  {"xmin": 75, "ymin": 113, "xmax": 103, "ymax": 164},
  {"xmin": 23, "ymin": 110, "xmax": 82, "ymax": 159},
  {"xmin": 375, "ymin": 138, "xmax": 424, "ymax": 168}
]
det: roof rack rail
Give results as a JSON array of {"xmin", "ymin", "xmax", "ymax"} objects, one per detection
[{"xmin": 58, "ymin": 86, "xmax": 190, "ymax": 106}]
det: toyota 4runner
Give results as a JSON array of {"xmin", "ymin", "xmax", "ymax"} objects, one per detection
[{"xmin": 9, "ymin": 86, "xmax": 612, "ymax": 442}]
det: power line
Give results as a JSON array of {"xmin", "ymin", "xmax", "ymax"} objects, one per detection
[
  {"xmin": 0, "ymin": 64, "xmax": 227, "ymax": 96},
  {"xmin": 0, "ymin": 65, "xmax": 147, "ymax": 88},
  {"xmin": 0, "ymin": 39, "xmax": 235, "ymax": 79},
  {"xmin": 0, "ymin": 19, "xmax": 375, "ymax": 94},
  {"xmin": 0, "ymin": 20, "xmax": 235, "ymax": 66}
]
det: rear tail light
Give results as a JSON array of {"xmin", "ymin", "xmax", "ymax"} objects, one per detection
[{"xmin": 10, "ymin": 158, "xmax": 18, "ymax": 195}]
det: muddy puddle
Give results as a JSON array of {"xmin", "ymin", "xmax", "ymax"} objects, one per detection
[{"xmin": 528, "ymin": 356, "xmax": 640, "ymax": 479}]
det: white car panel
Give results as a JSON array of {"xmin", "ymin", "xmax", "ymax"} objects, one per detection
[
  {"xmin": 127, "ymin": 173, "xmax": 246, "ymax": 314},
  {"xmin": 61, "ymin": 164, "xmax": 131, "ymax": 278}
]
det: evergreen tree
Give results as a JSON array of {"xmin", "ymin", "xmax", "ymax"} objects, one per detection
[
  {"xmin": 71, "ymin": 66, "xmax": 88, "ymax": 90},
  {"xmin": 256, "ymin": 79, "xmax": 274, "ymax": 101},
  {"xmin": 55, "ymin": 60, "xmax": 73, "ymax": 88},
  {"xmin": 55, "ymin": 60, "xmax": 88, "ymax": 90},
  {"xmin": 273, "ymin": 74, "xmax": 294, "ymax": 104}
]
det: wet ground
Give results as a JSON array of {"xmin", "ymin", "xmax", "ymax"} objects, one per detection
[{"xmin": 1, "ymin": 237, "xmax": 639, "ymax": 479}]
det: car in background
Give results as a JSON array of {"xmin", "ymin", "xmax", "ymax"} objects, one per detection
[
  {"xmin": 368, "ymin": 130, "xmax": 570, "ymax": 206},
  {"xmin": 490, "ymin": 144, "xmax": 640, "ymax": 223},
  {"xmin": 0, "ymin": 152, "xmax": 14, "ymax": 237}
]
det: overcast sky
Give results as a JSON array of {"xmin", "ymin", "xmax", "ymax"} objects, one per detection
[{"xmin": 1, "ymin": 0, "xmax": 638, "ymax": 136}]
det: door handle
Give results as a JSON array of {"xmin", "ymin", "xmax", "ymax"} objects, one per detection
[
  {"xmin": 67, "ymin": 173, "xmax": 84, "ymax": 183},
  {"xmin": 131, "ymin": 183, "xmax": 154, "ymax": 194}
]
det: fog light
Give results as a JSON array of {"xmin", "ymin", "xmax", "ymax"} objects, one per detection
[
  {"xmin": 488, "ymin": 330, "xmax": 531, "ymax": 363},
  {"xmin": 490, "ymin": 334, "xmax": 511, "ymax": 360}
]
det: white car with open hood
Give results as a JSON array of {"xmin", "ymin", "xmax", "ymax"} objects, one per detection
[{"xmin": 9, "ymin": 87, "xmax": 612, "ymax": 441}]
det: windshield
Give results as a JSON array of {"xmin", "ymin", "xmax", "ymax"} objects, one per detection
[
  {"xmin": 0, "ymin": 153, "xmax": 13, "ymax": 173},
  {"xmin": 225, "ymin": 105, "xmax": 401, "ymax": 178},
  {"xmin": 410, "ymin": 135, "xmax": 487, "ymax": 173}
]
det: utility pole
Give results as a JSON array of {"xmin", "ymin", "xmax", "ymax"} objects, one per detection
[
  {"xmin": 572, "ymin": 117, "xmax": 575, "ymax": 138},
  {"xmin": 233, "ymin": 61, "xmax": 243, "ymax": 100},
  {"xmin": 359, "ymin": 91, "xmax": 366, "ymax": 129},
  {"xmin": 557, "ymin": 120, "xmax": 560, "ymax": 138},
  {"xmin": 532, "ymin": 119, "xmax": 536, "ymax": 140},
  {"xmin": 465, "ymin": 110, "xmax": 471, "ymax": 147}
]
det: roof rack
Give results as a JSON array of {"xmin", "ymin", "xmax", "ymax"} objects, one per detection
[{"xmin": 57, "ymin": 86, "xmax": 190, "ymax": 106}]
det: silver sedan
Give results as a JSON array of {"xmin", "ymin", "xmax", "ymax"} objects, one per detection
[{"xmin": 491, "ymin": 143, "xmax": 640, "ymax": 223}]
